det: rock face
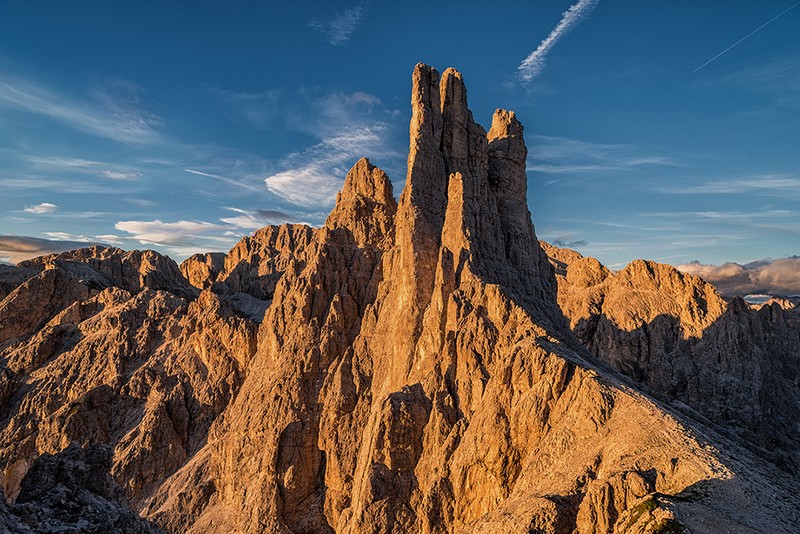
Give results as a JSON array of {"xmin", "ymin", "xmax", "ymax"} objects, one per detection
[
  {"xmin": 20, "ymin": 246, "xmax": 197, "ymax": 299},
  {"xmin": 1, "ymin": 64, "xmax": 799, "ymax": 533},
  {"xmin": 545, "ymin": 244, "xmax": 800, "ymax": 471},
  {"xmin": 0, "ymin": 248, "xmax": 257, "ymax": 531},
  {"xmin": 180, "ymin": 252, "xmax": 226, "ymax": 290},
  {"xmin": 0, "ymin": 265, "xmax": 38, "ymax": 301},
  {"xmin": 213, "ymin": 224, "xmax": 316, "ymax": 300},
  {"xmin": 1, "ymin": 444, "xmax": 165, "ymax": 533}
]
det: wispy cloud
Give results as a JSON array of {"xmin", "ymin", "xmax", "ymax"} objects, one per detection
[
  {"xmin": 219, "ymin": 207, "xmax": 299, "ymax": 230},
  {"xmin": 114, "ymin": 219, "xmax": 231, "ymax": 247},
  {"xmin": 43, "ymin": 231, "xmax": 93, "ymax": 242},
  {"xmin": 550, "ymin": 234, "xmax": 588, "ymax": 248},
  {"xmin": 310, "ymin": 1, "xmax": 368, "ymax": 46},
  {"xmin": 114, "ymin": 219, "xmax": 245, "ymax": 260},
  {"xmin": 23, "ymin": 202, "xmax": 58, "ymax": 214},
  {"xmin": 699, "ymin": 56, "xmax": 800, "ymax": 110},
  {"xmin": 517, "ymin": 0, "xmax": 599, "ymax": 83},
  {"xmin": 0, "ymin": 70, "xmax": 162, "ymax": 144},
  {"xmin": 678, "ymin": 257, "xmax": 800, "ymax": 297},
  {"xmin": 647, "ymin": 209, "xmax": 800, "ymax": 222},
  {"xmin": 527, "ymin": 134, "xmax": 675, "ymax": 174},
  {"xmin": 264, "ymin": 91, "xmax": 402, "ymax": 206},
  {"xmin": 100, "ymin": 170, "xmax": 141, "ymax": 180},
  {"xmin": 184, "ymin": 168, "xmax": 264, "ymax": 193},
  {"xmin": 656, "ymin": 175, "xmax": 800, "ymax": 197},
  {"xmin": 95, "ymin": 234, "xmax": 124, "ymax": 245},
  {"xmin": 265, "ymin": 124, "xmax": 394, "ymax": 206},
  {"xmin": 16, "ymin": 154, "xmax": 144, "ymax": 181}
]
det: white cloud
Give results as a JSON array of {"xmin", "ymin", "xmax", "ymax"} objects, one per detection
[
  {"xmin": 43, "ymin": 231, "xmax": 92, "ymax": 242},
  {"xmin": 16, "ymin": 155, "xmax": 144, "ymax": 181},
  {"xmin": 310, "ymin": 1, "xmax": 368, "ymax": 46},
  {"xmin": 94, "ymin": 234, "xmax": 125, "ymax": 245},
  {"xmin": 518, "ymin": 0, "xmax": 599, "ymax": 83},
  {"xmin": 263, "ymin": 89, "xmax": 402, "ymax": 207},
  {"xmin": 265, "ymin": 124, "xmax": 395, "ymax": 206},
  {"xmin": 125, "ymin": 198, "xmax": 158, "ymax": 208},
  {"xmin": 114, "ymin": 219, "xmax": 232, "ymax": 247},
  {"xmin": 23, "ymin": 202, "xmax": 58, "ymax": 214},
  {"xmin": 219, "ymin": 207, "xmax": 298, "ymax": 230},
  {"xmin": 100, "ymin": 170, "xmax": 142, "ymax": 180},
  {"xmin": 184, "ymin": 168, "xmax": 263, "ymax": 193},
  {"xmin": 678, "ymin": 257, "xmax": 800, "ymax": 297},
  {"xmin": 656, "ymin": 175, "xmax": 800, "ymax": 197}
]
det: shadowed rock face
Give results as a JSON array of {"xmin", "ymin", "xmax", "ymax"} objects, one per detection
[
  {"xmin": 1, "ymin": 444, "xmax": 165, "ymax": 533},
  {"xmin": 1, "ymin": 64, "xmax": 799, "ymax": 534},
  {"xmin": 545, "ymin": 245, "xmax": 800, "ymax": 471}
]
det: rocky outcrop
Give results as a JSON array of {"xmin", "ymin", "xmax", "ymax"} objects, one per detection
[
  {"xmin": 326, "ymin": 157, "xmax": 397, "ymax": 249},
  {"xmin": 20, "ymin": 246, "xmax": 197, "ymax": 300},
  {"xmin": 0, "ymin": 444, "xmax": 165, "ymax": 533},
  {"xmin": 136, "ymin": 64, "xmax": 798, "ymax": 533},
  {"xmin": 545, "ymin": 244, "xmax": 800, "ymax": 472},
  {"xmin": 540, "ymin": 241, "xmax": 585, "ymax": 277},
  {"xmin": 0, "ymin": 273, "xmax": 256, "ymax": 516},
  {"xmin": 214, "ymin": 224, "xmax": 316, "ymax": 300},
  {"xmin": 0, "ymin": 265, "xmax": 37, "ymax": 301},
  {"xmin": 0, "ymin": 268, "xmax": 90, "ymax": 347},
  {"xmin": 180, "ymin": 252, "xmax": 226, "ymax": 290}
]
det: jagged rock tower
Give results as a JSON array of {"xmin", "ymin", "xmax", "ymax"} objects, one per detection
[{"xmin": 140, "ymin": 64, "xmax": 786, "ymax": 533}]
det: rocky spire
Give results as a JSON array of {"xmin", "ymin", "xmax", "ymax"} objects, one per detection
[
  {"xmin": 326, "ymin": 157, "xmax": 397, "ymax": 250},
  {"xmin": 487, "ymin": 109, "xmax": 553, "ymax": 291},
  {"xmin": 392, "ymin": 64, "xmax": 447, "ymax": 304}
]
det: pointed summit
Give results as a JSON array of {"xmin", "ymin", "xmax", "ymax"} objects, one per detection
[
  {"xmin": 486, "ymin": 108, "xmax": 549, "ymax": 281},
  {"xmin": 326, "ymin": 157, "xmax": 397, "ymax": 249}
]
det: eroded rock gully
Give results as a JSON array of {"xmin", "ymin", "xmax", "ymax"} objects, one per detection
[{"xmin": 1, "ymin": 64, "xmax": 798, "ymax": 533}]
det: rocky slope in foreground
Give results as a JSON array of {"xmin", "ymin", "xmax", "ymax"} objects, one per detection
[{"xmin": 1, "ymin": 64, "xmax": 799, "ymax": 533}]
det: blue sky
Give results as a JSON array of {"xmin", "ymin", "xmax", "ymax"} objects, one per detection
[{"xmin": 1, "ymin": 1, "xmax": 799, "ymax": 270}]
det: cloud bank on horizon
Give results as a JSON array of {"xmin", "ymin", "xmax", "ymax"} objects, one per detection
[
  {"xmin": 678, "ymin": 257, "xmax": 800, "ymax": 297},
  {"xmin": 0, "ymin": 235, "xmax": 101, "ymax": 264},
  {"xmin": 517, "ymin": 0, "xmax": 599, "ymax": 83}
]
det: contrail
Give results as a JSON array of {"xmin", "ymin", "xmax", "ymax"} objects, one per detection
[
  {"xmin": 694, "ymin": 1, "xmax": 800, "ymax": 72},
  {"xmin": 517, "ymin": 0, "xmax": 599, "ymax": 83}
]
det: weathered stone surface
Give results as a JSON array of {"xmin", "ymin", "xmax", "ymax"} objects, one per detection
[
  {"xmin": 326, "ymin": 157, "xmax": 397, "ymax": 250},
  {"xmin": 180, "ymin": 252, "xmax": 226, "ymax": 290},
  {"xmin": 1, "ymin": 443, "xmax": 165, "ymax": 533},
  {"xmin": 545, "ymin": 243, "xmax": 800, "ymax": 472},
  {"xmin": 0, "ymin": 278, "xmax": 255, "ymax": 517},
  {"xmin": 0, "ymin": 268, "xmax": 90, "ymax": 347},
  {"xmin": 20, "ymin": 246, "xmax": 197, "ymax": 299},
  {"xmin": 0, "ymin": 264, "xmax": 37, "ymax": 301},
  {"xmin": 214, "ymin": 224, "xmax": 316, "ymax": 300}
]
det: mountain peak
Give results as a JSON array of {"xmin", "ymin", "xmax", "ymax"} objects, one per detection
[{"xmin": 326, "ymin": 157, "xmax": 397, "ymax": 249}]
